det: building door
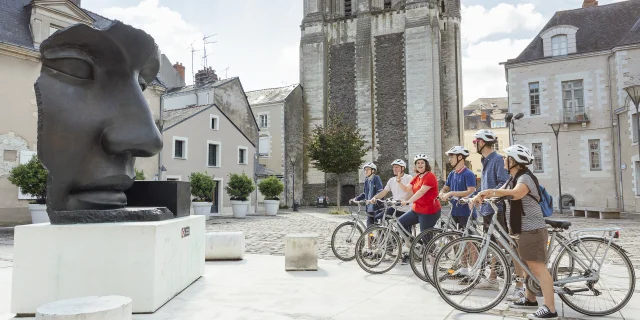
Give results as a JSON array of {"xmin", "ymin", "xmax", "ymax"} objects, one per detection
[
  {"xmin": 211, "ymin": 180, "xmax": 220, "ymax": 213},
  {"xmin": 341, "ymin": 185, "xmax": 356, "ymax": 206}
]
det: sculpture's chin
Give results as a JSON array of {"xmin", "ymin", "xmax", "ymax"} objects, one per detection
[{"xmin": 67, "ymin": 190, "xmax": 128, "ymax": 210}]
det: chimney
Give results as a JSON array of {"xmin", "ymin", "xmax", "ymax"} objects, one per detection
[
  {"xmin": 69, "ymin": 0, "xmax": 81, "ymax": 7},
  {"xmin": 194, "ymin": 67, "xmax": 219, "ymax": 87},
  {"xmin": 173, "ymin": 62, "xmax": 185, "ymax": 81},
  {"xmin": 582, "ymin": 0, "xmax": 598, "ymax": 8}
]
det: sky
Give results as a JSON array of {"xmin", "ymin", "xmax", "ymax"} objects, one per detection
[{"xmin": 81, "ymin": 0, "xmax": 625, "ymax": 106}]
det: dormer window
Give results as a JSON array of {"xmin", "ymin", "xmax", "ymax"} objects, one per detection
[
  {"xmin": 385, "ymin": 0, "xmax": 392, "ymax": 9},
  {"xmin": 551, "ymin": 34, "xmax": 568, "ymax": 56},
  {"xmin": 540, "ymin": 25, "xmax": 578, "ymax": 58},
  {"xmin": 345, "ymin": 0, "xmax": 352, "ymax": 16}
]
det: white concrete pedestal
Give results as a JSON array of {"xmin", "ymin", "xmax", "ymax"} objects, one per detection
[
  {"xmin": 284, "ymin": 234, "xmax": 318, "ymax": 271},
  {"xmin": 11, "ymin": 215, "xmax": 205, "ymax": 315},
  {"xmin": 36, "ymin": 296, "xmax": 132, "ymax": 320},
  {"xmin": 205, "ymin": 232, "xmax": 245, "ymax": 260}
]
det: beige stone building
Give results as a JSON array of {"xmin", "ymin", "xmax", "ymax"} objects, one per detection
[
  {"xmin": 162, "ymin": 75, "xmax": 259, "ymax": 214},
  {"xmin": 0, "ymin": 0, "xmax": 184, "ymax": 224},
  {"xmin": 503, "ymin": 0, "xmax": 640, "ymax": 212},
  {"xmin": 462, "ymin": 98, "xmax": 510, "ymax": 179},
  {"xmin": 246, "ymin": 85, "xmax": 304, "ymax": 207}
]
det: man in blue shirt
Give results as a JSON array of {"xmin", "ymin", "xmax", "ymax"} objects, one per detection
[{"xmin": 439, "ymin": 146, "xmax": 477, "ymax": 229}]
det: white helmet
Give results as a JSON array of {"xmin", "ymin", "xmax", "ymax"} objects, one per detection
[
  {"xmin": 413, "ymin": 154, "xmax": 429, "ymax": 164},
  {"xmin": 474, "ymin": 129, "xmax": 498, "ymax": 142},
  {"xmin": 504, "ymin": 144, "xmax": 534, "ymax": 164},
  {"xmin": 363, "ymin": 162, "xmax": 377, "ymax": 170},
  {"xmin": 445, "ymin": 146, "xmax": 470, "ymax": 157},
  {"xmin": 391, "ymin": 159, "xmax": 406, "ymax": 167}
]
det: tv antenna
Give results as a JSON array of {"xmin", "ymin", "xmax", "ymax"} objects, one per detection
[
  {"xmin": 220, "ymin": 67, "xmax": 229, "ymax": 79},
  {"xmin": 202, "ymin": 34, "xmax": 217, "ymax": 68},
  {"xmin": 187, "ymin": 41, "xmax": 202, "ymax": 83}
]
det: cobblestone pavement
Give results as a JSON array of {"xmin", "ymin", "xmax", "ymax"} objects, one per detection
[{"xmin": 0, "ymin": 229, "xmax": 13, "ymax": 268}]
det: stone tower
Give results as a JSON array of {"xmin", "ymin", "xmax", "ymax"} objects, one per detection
[{"xmin": 299, "ymin": 0, "xmax": 463, "ymax": 202}]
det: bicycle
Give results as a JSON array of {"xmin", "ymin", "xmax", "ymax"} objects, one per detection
[
  {"xmin": 330, "ymin": 200, "xmax": 370, "ymax": 261},
  {"xmin": 432, "ymin": 196, "xmax": 635, "ymax": 316},
  {"xmin": 353, "ymin": 198, "xmax": 409, "ymax": 274}
]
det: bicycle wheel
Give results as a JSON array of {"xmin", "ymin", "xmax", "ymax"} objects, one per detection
[
  {"xmin": 331, "ymin": 221, "xmax": 364, "ymax": 261},
  {"xmin": 552, "ymin": 237, "xmax": 635, "ymax": 316},
  {"xmin": 354, "ymin": 226, "xmax": 402, "ymax": 274},
  {"xmin": 420, "ymin": 230, "xmax": 463, "ymax": 285},
  {"xmin": 433, "ymin": 237, "xmax": 511, "ymax": 313},
  {"xmin": 409, "ymin": 228, "xmax": 442, "ymax": 283}
]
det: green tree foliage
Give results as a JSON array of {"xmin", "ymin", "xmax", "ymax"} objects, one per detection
[
  {"xmin": 8, "ymin": 157, "xmax": 48, "ymax": 204},
  {"xmin": 225, "ymin": 172, "xmax": 255, "ymax": 201},
  {"xmin": 258, "ymin": 176, "xmax": 284, "ymax": 200},
  {"xmin": 189, "ymin": 172, "xmax": 215, "ymax": 202}
]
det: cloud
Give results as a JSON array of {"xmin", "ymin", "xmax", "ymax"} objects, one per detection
[
  {"xmin": 460, "ymin": 3, "xmax": 546, "ymax": 105},
  {"xmin": 102, "ymin": 0, "xmax": 204, "ymax": 85},
  {"xmin": 461, "ymin": 3, "xmax": 546, "ymax": 45}
]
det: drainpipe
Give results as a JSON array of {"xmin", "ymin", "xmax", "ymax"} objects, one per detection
[
  {"xmin": 157, "ymin": 93, "xmax": 165, "ymax": 181},
  {"xmin": 607, "ymin": 52, "xmax": 623, "ymax": 209},
  {"xmin": 617, "ymin": 113, "xmax": 625, "ymax": 211}
]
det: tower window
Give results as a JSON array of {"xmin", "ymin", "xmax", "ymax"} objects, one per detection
[
  {"xmin": 441, "ymin": 0, "xmax": 445, "ymax": 13},
  {"xmin": 345, "ymin": 0, "xmax": 352, "ymax": 16},
  {"xmin": 384, "ymin": 0, "xmax": 392, "ymax": 9}
]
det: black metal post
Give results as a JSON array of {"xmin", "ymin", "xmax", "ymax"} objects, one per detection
[
  {"xmin": 636, "ymin": 105, "xmax": 640, "ymax": 167},
  {"xmin": 551, "ymin": 124, "xmax": 563, "ymax": 214},
  {"xmin": 291, "ymin": 158, "xmax": 299, "ymax": 211}
]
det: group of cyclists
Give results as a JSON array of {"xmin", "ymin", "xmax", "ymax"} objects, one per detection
[{"xmin": 350, "ymin": 129, "xmax": 558, "ymax": 320}]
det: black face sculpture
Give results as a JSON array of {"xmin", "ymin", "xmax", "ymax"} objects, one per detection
[{"xmin": 36, "ymin": 21, "xmax": 163, "ymax": 213}]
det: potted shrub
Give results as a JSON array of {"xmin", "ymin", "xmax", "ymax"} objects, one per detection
[
  {"xmin": 225, "ymin": 172, "xmax": 255, "ymax": 218},
  {"xmin": 258, "ymin": 176, "xmax": 284, "ymax": 216},
  {"xmin": 8, "ymin": 157, "xmax": 49, "ymax": 224},
  {"xmin": 134, "ymin": 169, "xmax": 146, "ymax": 180},
  {"xmin": 189, "ymin": 172, "xmax": 214, "ymax": 219}
]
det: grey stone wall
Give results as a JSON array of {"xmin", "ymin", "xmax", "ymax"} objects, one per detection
[
  {"xmin": 440, "ymin": 18, "xmax": 463, "ymax": 158},
  {"xmin": 374, "ymin": 33, "xmax": 407, "ymax": 181},
  {"xmin": 328, "ymin": 43, "xmax": 356, "ymax": 125},
  {"xmin": 284, "ymin": 85, "xmax": 305, "ymax": 207}
]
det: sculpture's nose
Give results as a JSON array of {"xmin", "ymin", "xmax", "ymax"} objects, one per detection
[{"xmin": 101, "ymin": 83, "xmax": 163, "ymax": 157}]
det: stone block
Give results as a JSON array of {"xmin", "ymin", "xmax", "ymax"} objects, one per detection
[
  {"xmin": 572, "ymin": 209, "xmax": 586, "ymax": 217},
  {"xmin": 285, "ymin": 234, "xmax": 318, "ymax": 271},
  {"xmin": 586, "ymin": 210, "xmax": 600, "ymax": 218},
  {"xmin": 35, "ymin": 296, "xmax": 132, "ymax": 320},
  {"xmin": 600, "ymin": 211, "xmax": 620, "ymax": 219},
  {"xmin": 205, "ymin": 232, "xmax": 245, "ymax": 260},
  {"xmin": 124, "ymin": 181, "xmax": 191, "ymax": 217},
  {"xmin": 11, "ymin": 215, "xmax": 205, "ymax": 315}
]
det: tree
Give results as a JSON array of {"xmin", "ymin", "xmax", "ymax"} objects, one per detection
[
  {"xmin": 307, "ymin": 115, "xmax": 369, "ymax": 209},
  {"xmin": 189, "ymin": 172, "xmax": 215, "ymax": 202},
  {"xmin": 134, "ymin": 169, "xmax": 146, "ymax": 180},
  {"xmin": 8, "ymin": 157, "xmax": 48, "ymax": 204}
]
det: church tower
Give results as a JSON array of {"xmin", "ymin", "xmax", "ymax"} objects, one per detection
[{"xmin": 300, "ymin": 0, "xmax": 461, "ymax": 202}]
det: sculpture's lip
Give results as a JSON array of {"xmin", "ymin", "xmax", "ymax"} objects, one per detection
[{"xmin": 72, "ymin": 174, "xmax": 134, "ymax": 193}]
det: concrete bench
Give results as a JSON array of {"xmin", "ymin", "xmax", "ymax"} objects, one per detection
[
  {"xmin": 205, "ymin": 232, "xmax": 245, "ymax": 260},
  {"xmin": 571, "ymin": 207, "xmax": 622, "ymax": 219},
  {"xmin": 285, "ymin": 234, "xmax": 318, "ymax": 271},
  {"xmin": 36, "ymin": 296, "xmax": 132, "ymax": 320}
]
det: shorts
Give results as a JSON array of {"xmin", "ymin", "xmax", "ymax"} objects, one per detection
[
  {"xmin": 516, "ymin": 228, "xmax": 548, "ymax": 262},
  {"xmin": 452, "ymin": 215, "xmax": 469, "ymax": 229}
]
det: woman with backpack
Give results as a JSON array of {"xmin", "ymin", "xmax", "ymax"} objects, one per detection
[{"xmin": 472, "ymin": 145, "xmax": 557, "ymax": 320}]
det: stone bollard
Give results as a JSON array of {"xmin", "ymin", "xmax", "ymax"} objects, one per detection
[
  {"xmin": 205, "ymin": 232, "xmax": 245, "ymax": 260},
  {"xmin": 36, "ymin": 296, "xmax": 132, "ymax": 320},
  {"xmin": 285, "ymin": 234, "xmax": 318, "ymax": 271}
]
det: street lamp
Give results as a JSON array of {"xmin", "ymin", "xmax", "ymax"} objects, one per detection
[
  {"xmin": 624, "ymin": 85, "xmax": 640, "ymax": 165},
  {"xmin": 505, "ymin": 112, "xmax": 524, "ymax": 145},
  {"xmin": 550, "ymin": 123, "xmax": 564, "ymax": 214},
  {"xmin": 290, "ymin": 156, "xmax": 299, "ymax": 211}
]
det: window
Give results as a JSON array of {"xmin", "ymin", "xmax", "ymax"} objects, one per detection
[
  {"xmin": 633, "ymin": 113, "xmax": 639, "ymax": 143},
  {"xmin": 173, "ymin": 137, "xmax": 187, "ymax": 159},
  {"xmin": 345, "ymin": 0, "xmax": 352, "ymax": 16},
  {"xmin": 384, "ymin": 0, "xmax": 392, "ymax": 9},
  {"xmin": 636, "ymin": 161, "xmax": 640, "ymax": 196},
  {"xmin": 532, "ymin": 143, "xmax": 543, "ymax": 172},
  {"xmin": 49, "ymin": 25, "xmax": 61, "ymax": 36},
  {"xmin": 208, "ymin": 142, "xmax": 220, "ymax": 167},
  {"xmin": 259, "ymin": 136, "xmax": 270, "ymax": 157},
  {"xmin": 259, "ymin": 114, "xmax": 268, "ymax": 128},
  {"xmin": 562, "ymin": 80, "xmax": 585, "ymax": 122},
  {"xmin": 210, "ymin": 115, "xmax": 219, "ymax": 130},
  {"xmin": 589, "ymin": 139, "xmax": 601, "ymax": 171},
  {"xmin": 238, "ymin": 147, "xmax": 248, "ymax": 165},
  {"xmin": 551, "ymin": 34, "xmax": 568, "ymax": 56},
  {"xmin": 491, "ymin": 120, "xmax": 506, "ymax": 128},
  {"xmin": 529, "ymin": 82, "xmax": 540, "ymax": 115},
  {"xmin": 494, "ymin": 139, "xmax": 500, "ymax": 150}
]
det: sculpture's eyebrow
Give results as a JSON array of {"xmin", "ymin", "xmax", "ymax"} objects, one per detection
[{"xmin": 42, "ymin": 47, "xmax": 94, "ymax": 64}]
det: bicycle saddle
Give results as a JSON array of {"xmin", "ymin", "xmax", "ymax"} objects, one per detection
[{"xmin": 544, "ymin": 219, "xmax": 571, "ymax": 230}]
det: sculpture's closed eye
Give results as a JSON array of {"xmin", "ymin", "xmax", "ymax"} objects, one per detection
[{"xmin": 43, "ymin": 58, "xmax": 93, "ymax": 81}]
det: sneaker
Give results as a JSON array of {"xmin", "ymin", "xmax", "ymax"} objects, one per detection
[
  {"xmin": 509, "ymin": 297, "xmax": 539, "ymax": 309},
  {"xmin": 506, "ymin": 287, "xmax": 526, "ymax": 302},
  {"xmin": 527, "ymin": 305, "xmax": 558, "ymax": 319},
  {"xmin": 457, "ymin": 276, "xmax": 474, "ymax": 285},
  {"xmin": 474, "ymin": 279, "xmax": 499, "ymax": 291},
  {"xmin": 401, "ymin": 254, "xmax": 410, "ymax": 265}
]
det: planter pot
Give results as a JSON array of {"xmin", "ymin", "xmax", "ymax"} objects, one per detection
[
  {"xmin": 230, "ymin": 200, "xmax": 250, "ymax": 218},
  {"xmin": 28, "ymin": 204, "xmax": 49, "ymax": 224},
  {"xmin": 263, "ymin": 200, "xmax": 280, "ymax": 216},
  {"xmin": 192, "ymin": 202, "xmax": 213, "ymax": 220}
]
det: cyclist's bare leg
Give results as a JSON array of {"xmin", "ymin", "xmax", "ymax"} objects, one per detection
[
  {"xmin": 512, "ymin": 256, "xmax": 525, "ymax": 289},
  {"xmin": 525, "ymin": 260, "xmax": 556, "ymax": 312}
]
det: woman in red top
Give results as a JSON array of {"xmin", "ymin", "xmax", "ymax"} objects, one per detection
[{"xmin": 398, "ymin": 154, "xmax": 442, "ymax": 234}]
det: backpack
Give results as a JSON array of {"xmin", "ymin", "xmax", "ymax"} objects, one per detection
[{"xmin": 523, "ymin": 172, "xmax": 553, "ymax": 217}]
